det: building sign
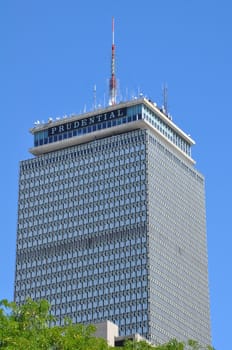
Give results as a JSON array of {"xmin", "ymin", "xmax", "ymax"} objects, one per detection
[{"xmin": 48, "ymin": 107, "xmax": 127, "ymax": 136}]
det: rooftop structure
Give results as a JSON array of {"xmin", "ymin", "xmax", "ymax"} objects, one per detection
[{"xmin": 30, "ymin": 97, "xmax": 194, "ymax": 162}]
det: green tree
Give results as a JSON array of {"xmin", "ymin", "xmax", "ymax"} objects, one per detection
[
  {"xmin": 122, "ymin": 339, "xmax": 215, "ymax": 350},
  {"xmin": 186, "ymin": 340, "xmax": 215, "ymax": 350},
  {"xmin": 0, "ymin": 299, "xmax": 109, "ymax": 350},
  {"xmin": 154, "ymin": 339, "xmax": 184, "ymax": 350},
  {"xmin": 123, "ymin": 339, "xmax": 155, "ymax": 349}
]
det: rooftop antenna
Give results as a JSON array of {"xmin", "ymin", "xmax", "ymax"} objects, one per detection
[
  {"xmin": 162, "ymin": 83, "xmax": 168, "ymax": 114},
  {"xmin": 109, "ymin": 17, "xmax": 117, "ymax": 105},
  {"xmin": 93, "ymin": 84, "xmax": 97, "ymax": 110}
]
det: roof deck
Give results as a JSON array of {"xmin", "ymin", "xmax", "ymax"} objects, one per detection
[{"xmin": 29, "ymin": 98, "xmax": 195, "ymax": 164}]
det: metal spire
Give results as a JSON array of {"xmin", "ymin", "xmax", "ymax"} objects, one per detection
[
  {"xmin": 109, "ymin": 17, "xmax": 117, "ymax": 105},
  {"xmin": 162, "ymin": 83, "xmax": 168, "ymax": 114},
  {"xmin": 93, "ymin": 84, "xmax": 97, "ymax": 110}
]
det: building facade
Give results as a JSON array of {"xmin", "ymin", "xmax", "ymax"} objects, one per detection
[{"xmin": 14, "ymin": 98, "xmax": 211, "ymax": 345}]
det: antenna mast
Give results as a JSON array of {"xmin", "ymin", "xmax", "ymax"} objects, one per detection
[
  {"xmin": 109, "ymin": 17, "xmax": 117, "ymax": 105},
  {"xmin": 93, "ymin": 84, "xmax": 97, "ymax": 110},
  {"xmin": 163, "ymin": 83, "xmax": 168, "ymax": 114}
]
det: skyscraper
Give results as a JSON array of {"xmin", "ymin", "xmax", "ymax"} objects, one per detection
[{"xmin": 15, "ymin": 97, "xmax": 211, "ymax": 345}]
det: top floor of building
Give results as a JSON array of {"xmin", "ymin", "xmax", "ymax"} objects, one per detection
[{"xmin": 29, "ymin": 98, "xmax": 195, "ymax": 165}]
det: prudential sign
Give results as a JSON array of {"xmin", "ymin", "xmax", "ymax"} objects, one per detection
[{"xmin": 48, "ymin": 108, "xmax": 127, "ymax": 136}]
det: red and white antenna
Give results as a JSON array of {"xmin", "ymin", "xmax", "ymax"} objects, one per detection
[{"xmin": 109, "ymin": 17, "xmax": 117, "ymax": 105}]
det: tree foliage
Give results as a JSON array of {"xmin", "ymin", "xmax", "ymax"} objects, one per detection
[
  {"xmin": 0, "ymin": 299, "xmax": 108, "ymax": 349},
  {"xmin": 120, "ymin": 339, "xmax": 215, "ymax": 350},
  {"xmin": 0, "ymin": 299, "xmax": 215, "ymax": 350}
]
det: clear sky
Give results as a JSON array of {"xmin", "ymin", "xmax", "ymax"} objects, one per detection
[{"xmin": 0, "ymin": 1, "xmax": 231, "ymax": 349}]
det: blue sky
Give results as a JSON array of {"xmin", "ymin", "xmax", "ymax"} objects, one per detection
[{"xmin": 0, "ymin": 1, "xmax": 231, "ymax": 349}]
